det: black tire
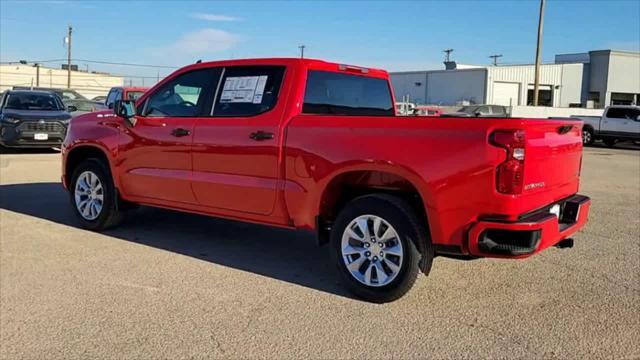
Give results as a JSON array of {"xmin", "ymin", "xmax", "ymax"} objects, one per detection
[
  {"xmin": 582, "ymin": 127, "xmax": 595, "ymax": 145},
  {"xmin": 603, "ymin": 138, "xmax": 617, "ymax": 147},
  {"xmin": 330, "ymin": 194, "xmax": 433, "ymax": 303},
  {"xmin": 69, "ymin": 158, "xmax": 125, "ymax": 230}
]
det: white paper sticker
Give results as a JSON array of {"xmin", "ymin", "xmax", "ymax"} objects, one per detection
[{"xmin": 220, "ymin": 75, "xmax": 269, "ymax": 104}]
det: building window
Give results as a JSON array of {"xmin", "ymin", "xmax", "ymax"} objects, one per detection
[
  {"xmin": 610, "ymin": 92, "xmax": 635, "ymax": 106},
  {"xmin": 527, "ymin": 88, "xmax": 553, "ymax": 107},
  {"xmin": 588, "ymin": 92, "xmax": 601, "ymax": 108}
]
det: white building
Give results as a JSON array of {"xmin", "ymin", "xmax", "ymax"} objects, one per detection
[
  {"xmin": 390, "ymin": 49, "xmax": 640, "ymax": 109},
  {"xmin": 0, "ymin": 63, "xmax": 123, "ymax": 99}
]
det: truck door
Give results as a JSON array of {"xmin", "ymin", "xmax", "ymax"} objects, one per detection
[
  {"xmin": 191, "ymin": 65, "xmax": 288, "ymax": 215},
  {"xmin": 118, "ymin": 68, "xmax": 220, "ymax": 204},
  {"xmin": 601, "ymin": 107, "xmax": 623, "ymax": 134}
]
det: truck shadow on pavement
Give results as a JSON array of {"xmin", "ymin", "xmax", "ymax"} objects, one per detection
[{"xmin": 0, "ymin": 182, "xmax": 351, "ymax": 299}]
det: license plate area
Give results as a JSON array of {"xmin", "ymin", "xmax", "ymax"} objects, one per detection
[
  {"xmin": 561, "ymin": 201, "xmax": 580, "ymax": 224},
  {"xmin": 34, "ymin": 133, "xmax": 49, "ymax": 140}
]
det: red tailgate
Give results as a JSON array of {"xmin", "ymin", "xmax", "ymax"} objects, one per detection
[{"xmin": 522, "ymin": 120, "xmax": 583, "ymax": 197}]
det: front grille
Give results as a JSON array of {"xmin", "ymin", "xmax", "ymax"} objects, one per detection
[{"xmin": 18, "ymin": 121, "xmax": 64, "ymax": 133}]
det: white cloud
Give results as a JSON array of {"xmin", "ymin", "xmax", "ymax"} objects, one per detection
[
  {"xmin": 190, "ymin": 13, "xmax": 241, "ymax": 22},
  {"xmin": 154, "ymin": 28, "xmax": 241, "ymax": 57}
]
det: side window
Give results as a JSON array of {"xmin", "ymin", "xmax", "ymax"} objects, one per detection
[
  {"xmin": 491, "ymin": 106, "xmax": 506, "ymax": 116},
  {"xmin": 212, "ymin": 66, "xmax": 285, "ymax": 117},
  {"xmin": 303, "ymin": 70, "xmax": 394, "ymax": 116},
  {"xmin": 607, "ymin": 107, "xmax": 640, "ymax": 120},
  {"xmin": 106, "ymin": 89, "xmax": 118, "ymax": 109},
  {"xmin": 477, "ymin": 106, "xmax": 490, "ymax": 116},
  {"xmin": 144, "ymin": 68, "xmax": 221, "ymax": 117},
  {"xmin": 606, "ymin": 108, "xmax": 624, "ymax": 119}
]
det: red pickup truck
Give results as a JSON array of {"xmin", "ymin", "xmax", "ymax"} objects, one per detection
[{"xmin": 61, "ymin": 58, "xmax": 591, "ymax": 302}]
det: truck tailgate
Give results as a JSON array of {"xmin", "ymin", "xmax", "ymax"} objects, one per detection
[{"xmin": 522, "ymin": 119, "xmax": 583, "ymax": 201}]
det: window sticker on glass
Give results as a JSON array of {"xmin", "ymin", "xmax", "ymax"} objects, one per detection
[{"xmin": 220, "ymin": 75, "xmax": 269, "ymax": 104}]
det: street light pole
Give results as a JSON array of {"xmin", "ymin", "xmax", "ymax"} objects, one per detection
[
  {"xmin": 66, "ymin": 25, "xmax": 72, "ymax": 89},
  {"xmin": 533, "ymin": 0, "xmax": 545, "ymax": 106}
]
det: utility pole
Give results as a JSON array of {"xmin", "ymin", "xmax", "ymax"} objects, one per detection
[
  {"xmin": 298, "ymin": 45, "xmax": 305, "ymax": 59},
  {"xmin": 489, "ymin": 54, "xmax": 503, "ymax": 66},
  {"xmin": 66, "ymin": 25, "xmax": 72, "ymax": 89},
  {"xmin": 533, "ymin": 0, "xmax": 545, "ymax": 106},
  {"xmin": 443, "ymin": 49, "xmax": 454, "ymax": 62},
  {"xmin": 34, "ymin": 63, "xmax": 40, "ymax": 86}
]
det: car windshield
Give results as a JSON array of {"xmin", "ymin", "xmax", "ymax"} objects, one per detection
[
  {"xmin": 5, "ymin": 93, "xmax": 64, "ymax": 111},
  {"xmin": 127, "ymin": 91, "xmax": 145, "ymax": 101}
]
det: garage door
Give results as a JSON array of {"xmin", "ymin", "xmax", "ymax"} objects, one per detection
[{"xmin": 492, "ymin": 82, "xmax": 520, "ymax": 106}]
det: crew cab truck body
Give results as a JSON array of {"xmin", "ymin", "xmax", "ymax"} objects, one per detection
[
  {"xmin": 575, "ymin": 105, "xmax": 640, "ymax": 146},
  {"xmin": 61, "ymin": 58, "xmax": 591, "ymax": 302}
]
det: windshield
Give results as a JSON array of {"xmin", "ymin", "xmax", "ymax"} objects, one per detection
[
  {"xmin": 127, "ymin": 91, "xmax": 145, "ymax": 101},
  {"xmin": 5, "ymin": 93, "xmax": 64, "ymax": 111}
]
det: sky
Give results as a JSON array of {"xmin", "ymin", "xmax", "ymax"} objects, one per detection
[{"xmin": 1, "ymin": 0, "xmax": 639, "ymax": 84}]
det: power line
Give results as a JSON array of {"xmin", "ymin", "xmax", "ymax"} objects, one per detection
[
  {"xmin": 489, "ymin": 54, "xmax": 503, "ymax": 66},
  {"xmin": 0, "ymin": 71, "xmax": 166, "ymax": 79},
  {"xmin": 73, "ymin": 59, "xmax": 179, "ymax": 69},
  {"xmin": 2, "ymin": 58, "xmax": 178, "ymax": 69}
]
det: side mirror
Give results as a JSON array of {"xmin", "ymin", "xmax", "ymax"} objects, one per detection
[
  {"xmin": 474, "ymin": 112, "xmax": 482, "ymax": 117},
  {"xmin": 114, "ymin": 100, "xmax": 137, "ymax": 126},
  {"xmin": 67, "ymin": 105, "xmax": 78, "ymax": 112},
  {"xmin": 107, "ymin": 102, "xmax": 114, "ymax": 109}
]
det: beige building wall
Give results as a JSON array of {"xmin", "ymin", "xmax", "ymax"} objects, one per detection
[{"xmin": 0, "ymin": 64, "xmax": 123, "ymax": 99}]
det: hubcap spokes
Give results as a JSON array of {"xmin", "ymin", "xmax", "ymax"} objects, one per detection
[
  {"xmin": 74, "ymin": 171, "xmax": 104, "ymax": 221},
  {"xmin": 341, "ymin": 215, "xmax": 403, "ymax": 287}
]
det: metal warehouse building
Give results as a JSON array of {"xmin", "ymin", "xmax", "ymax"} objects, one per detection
[
  {"xmin": 390, "ymin": 49, "xmax": 640, "ymax": 109},
  {"xmin": 0, "ymin": 63, "xmax": 123, "ymax": 99}
]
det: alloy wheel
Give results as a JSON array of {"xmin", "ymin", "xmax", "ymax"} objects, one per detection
[
  {"xmin": 74, "ymin": 171, "xmax": 104, "ymax": 220},
  {"xmin": 341, "ymin": 215, "xmax": 404, "ymax": 287}
]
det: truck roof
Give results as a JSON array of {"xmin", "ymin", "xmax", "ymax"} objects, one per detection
[{"xmin": 177, "ymin": 57, "xmax": 390, "ymax": 79}]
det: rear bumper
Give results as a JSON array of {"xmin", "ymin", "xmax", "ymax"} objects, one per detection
[{"xmin": 468, "ymin": 194, "xmax": 591, "ymax": 258}]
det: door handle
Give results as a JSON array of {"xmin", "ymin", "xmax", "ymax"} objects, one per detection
[
  {"xmin": 171, "ymin": 128, "xmax": 191, "ymax": 137},
  {"xmin": 249, "ymin": 131, "xmax": 274, "ymax": 141}
]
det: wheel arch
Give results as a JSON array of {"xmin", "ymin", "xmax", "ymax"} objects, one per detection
[
  {"xmin": 65, "ymin": 143, "xmax": 114, "ymax": 188},
  {"xmin": 315, "ymin": 166, "xmax": 434, "ymax": 262}
]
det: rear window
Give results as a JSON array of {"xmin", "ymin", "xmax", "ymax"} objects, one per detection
[{"xmin": 303, "ymin": 70, "xmax": 394, "ymax": 116}]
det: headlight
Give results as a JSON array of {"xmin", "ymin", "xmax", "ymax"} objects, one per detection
[{"xmin": 0, "ymin": 115, "xmax": 20, "ymax": 124}]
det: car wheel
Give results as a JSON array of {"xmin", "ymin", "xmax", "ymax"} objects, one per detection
[
  {"xmin": 582, "ymin": 128, "xmax": 594, "ymax": 145},
  {"xmin": 69, "ymin": 158, "xmax": 125, "ymax": 230},
  {"xmin": 603, "ymin": 138, "xmax": 617, "ymax": 147},
  {"xmin": 330, "ymin": 194, "xmax": 432, "ymax": 303}
]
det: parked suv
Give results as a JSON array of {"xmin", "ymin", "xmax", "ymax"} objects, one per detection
[
  {"xmin": 62, "ymin": 58, "xmax": 590, "ymax": 302},
  {"xmin": 0, "ymin": 90, "xmax": 71, "ymax": 148}
]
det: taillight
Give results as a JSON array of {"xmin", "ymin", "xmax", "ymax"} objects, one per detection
[{"xmin": 491, "ymin": 130, "xmax": 526, "ymax": 194}]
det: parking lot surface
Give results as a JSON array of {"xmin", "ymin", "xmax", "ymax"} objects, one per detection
[{"xmin": 1, "ymin": 145, "xmax": 639, "ymax": 359}]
